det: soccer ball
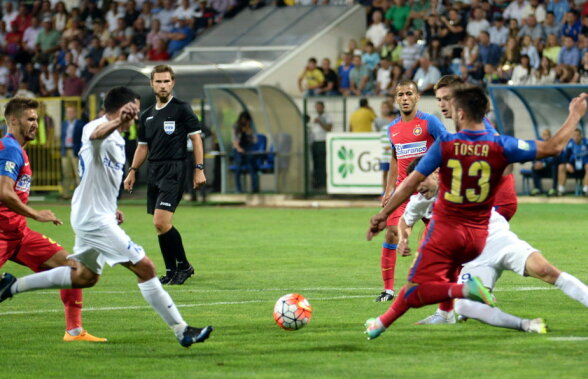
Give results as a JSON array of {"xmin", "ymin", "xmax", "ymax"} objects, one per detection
[{"xmin": 273, "ymin": 293, "xmax": 312, "ymax": 331}]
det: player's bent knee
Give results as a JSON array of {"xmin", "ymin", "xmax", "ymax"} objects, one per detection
[
  {"xmin": 385, "ymin": 227, "xmax": 399, "ymax": 243},
  {"xmin": 71, "ymin": 264, "xmax": 100, "ymax": 288},
  {"xmin": 128, "ymin": 257, "xmax": 157, "ymax": 281},
  {"xmin": 525, "ymin": 252, "xmax": 561, "ymax": 284}
]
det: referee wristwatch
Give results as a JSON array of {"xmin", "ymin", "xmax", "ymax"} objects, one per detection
[{"xmin": 194, "ymin": 163, "xmax": 204, "ymax": 170}]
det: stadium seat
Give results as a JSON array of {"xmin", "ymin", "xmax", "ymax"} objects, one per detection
[{"xmin": 520, "ymin": 168, "xmax": 532, "ymax": 195}]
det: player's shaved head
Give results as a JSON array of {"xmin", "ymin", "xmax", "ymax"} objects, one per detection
[
  {"xmin": 452, "ymin": 85, "xmax": 488, "ymax": 123},
  {"xmin": 4, "ymin": 97, "xmax": 39, "ymax": 120}
]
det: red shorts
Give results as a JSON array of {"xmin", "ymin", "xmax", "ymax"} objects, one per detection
[
  {"xmin": 407, "ymin": 220, "xmax": 488, "ymax": 284},
  {"xmin": 0, "ymin": 228, "xmax": 64, "ymax": 273},
  {"xmin": 386, "ymin": 198, "xmax": 410, "ymax": 227}
]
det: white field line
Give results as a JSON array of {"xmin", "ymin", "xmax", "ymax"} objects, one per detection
[
  {"xmin": 548, "ymin": 337, "xmax": 588, "ymax": 342},
  {"xmin": 23, "ymin": 286, "xmax": 559, "ymax": 295},
  {"xmin": 0, "ymin": 286, "xmax": 561, "ymax": 316}
]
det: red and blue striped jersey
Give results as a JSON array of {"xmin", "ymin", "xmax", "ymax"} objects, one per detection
[
  {"xmin": 416, "ymin": 129, "xmax": 536, "ymax": 229},
  {"xmin": 0, "ymin": 134, "xmax": 32, "ymax": 238},
  {"xmin": 387, "ymin": 111, "xmax": 447, "ymax": 186}
]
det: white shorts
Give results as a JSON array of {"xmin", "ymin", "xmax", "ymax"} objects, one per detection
[
  {"xmin": 458, "ymin": 213, "xmax": 537, "ymax": 289},
  {"xmin": 69, "ymin": 223, "xmax": 146, "ymax": 275}
]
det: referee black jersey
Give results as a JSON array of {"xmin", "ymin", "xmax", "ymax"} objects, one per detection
[{"xmin": 138, "ymin": 97, "xmax": 201, "ymax": 162}]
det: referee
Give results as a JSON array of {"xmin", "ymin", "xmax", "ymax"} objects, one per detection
[{"xmin": 124, "ymin": 64, "xmax": 205, "ymax": 285}]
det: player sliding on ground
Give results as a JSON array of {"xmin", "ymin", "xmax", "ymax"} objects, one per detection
[
  {"xmin": 0, "ymin": 87, "xmax": 213, "ymax": 347},
  {"xmin": 399, "ymin": 157, "xmax": 588, "ymax": 332},
  {"xmin": 364, "ymin": 86, "xmax": 588, "ymax": 340}
]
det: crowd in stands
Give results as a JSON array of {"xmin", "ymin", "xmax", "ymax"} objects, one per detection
[
  {"xmin": 298, "ymin": 0, "xmax": 588, "ymax": 96},
  {"xmin": 0, "ymin": 0, "xmax": 257, "ymax": 99}
]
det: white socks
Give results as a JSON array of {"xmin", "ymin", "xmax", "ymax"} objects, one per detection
[
  {"xmin": 454, "ymin": 299, "xmax": 523, "ymax": 330},
  {"xmin": 555, "ymin": 272, "xmax": 588, "ymax": 307},
  {"xmin": 11, "ymin": 266, "xmax": 72, "ymax": 294},
  {"xmin": 138, "ymin": 277, "xmax": 187, "ymax": 339}
]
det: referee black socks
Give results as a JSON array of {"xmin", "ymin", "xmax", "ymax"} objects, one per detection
[{"xmin": 158, "ymin": 226, "xmax": 190, "ymax": 271}]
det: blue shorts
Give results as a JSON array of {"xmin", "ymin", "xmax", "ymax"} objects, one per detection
[{"xmin": 380, "ymin": 162, "xmax": 390, "ymax": 171}]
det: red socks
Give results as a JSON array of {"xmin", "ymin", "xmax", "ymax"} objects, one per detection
[
  {"xmin": 405, "ymin": 282, "xmax": 464, "ymax": 308},
  {"xmin": 381, "ymin": 243, "xmax": 397, "ymax": 291},
  {"xmin": 379, "ymin": 287, "xmax": 410, "ymax": 327},
  {"xmin": 61, "ymin": 289, "xmax": 82, "ymax": 331}
]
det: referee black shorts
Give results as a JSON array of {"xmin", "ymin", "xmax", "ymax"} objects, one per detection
[{"xmin": 147, "ymin": 160, "xmax": 186, "ymax": 214}]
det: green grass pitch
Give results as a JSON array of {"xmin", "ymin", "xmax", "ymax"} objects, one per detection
[{"xmin": 1, "ymin": 203, "xmax": 587, "ymax": 378}]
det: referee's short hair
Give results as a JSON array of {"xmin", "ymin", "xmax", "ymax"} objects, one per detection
[
  {"xmin": 4, "ymin": 97, "xmax": 39, "ymax": 120},
  {"xmin": 150, "ymin": 64, "xmax": 175, "ymax": 81},
  {"xmin": 104, "ymin": 86, "xmax": 140, "ymax": 114}
]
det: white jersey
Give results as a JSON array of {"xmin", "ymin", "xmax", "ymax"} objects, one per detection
[
  {"xmin": 403, "ymin": 193, "xmax": 435, "ymax": 226},
  {"xmin": 71, "ymin": 116, "xmax": 125, "ymax": 231}
]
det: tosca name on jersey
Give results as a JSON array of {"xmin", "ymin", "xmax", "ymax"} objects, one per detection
[{"xmin": 394, "ymin": 141, "xmax": 428, "ymax": 159}]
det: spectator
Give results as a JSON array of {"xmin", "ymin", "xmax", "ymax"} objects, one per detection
[
  {"xmin": 167, "ymin": 18, "xmax": 194, "ymax": 58},
  {"xmin": 100, "ymin": 37, "xmax": 121, "ymax": 67},
  {"xmin": 127, "ymin": 43, "xmax": 145, "ymax": 63},
  {"xmin": 557, "ymin": 128, "xmax": 588, "ymax": 196},
  {"xmin": 91, "ymin": 20, "xmax": 110, "ymax": 47},
  {"xmin": 557, "ymin": 35, "xmax": 581, "ymax": 67},
  {"xmin": 424, "ymin": 14, "xmax": 442, "ymax": 45},
  {"xmin": 482, "ymin": 63, "xmax": 502, "ymax": 86},
  {"xmin": 22, "ymin": 62, "xmax": 40, "ymax": 95},
  {"xmin": 61, "ymin": 63, "xmax": 85, "ymax": 96},
  {"xmin": 399, "ymin": 32, "xmax": 421, "ymax": 77},
  {"xmin": 37, "ymin": 0, "xmax": 53, "ymax": 23},
  {"xmin": 375, "ymin": 56, "xmax": 393, "ymax": 95},
  {"xmin": 130, "ymin": 17, "xmax": 149, "ymax": 50},
  {"xmin": 531, "ymin": 129, "xmax": 558, "ymax": 196},
  {"xmin": 173, "ymin": 0, "xmax": 196, "ymax": 23},
  {"xmin": 555, "ymin": 64, "xmax": 577, "ymax": 83},
  {"xmin": 439, "ymin": 8, "xmax": 466, "ymax": 49},
  {"xmin": 489, "ymin": 14, "xmax": 509, "ymax": 46},
  {"xmin": 522, "ymin": 0, "xmax": 546, "ymax": 23},
  {"xmin": 105, "ymin": 1, "xmax": 124, "ymax": 33},
  {"xmin": 518, "ymin": 14, "xmax": 544, "ymax": 43},
  {"xmin": 53, "ymin": 2, "xmax": 69, "ymax": 32},
  {"xmin": 209, "ymin": 0, "xmax": 237, "ymax": 21},
  {"xmin": 298, "ymin": 57, "xmax": 324, "ymax": 96},
  {"xmin": 462, "ymin": 35, "xmax": 479, "ymax": 71},
  {"xmin": 39, "ymin": 62, "xmax": 59, "ymax": 96},
  {"xmin": 582, "ymin": 14, "xmax": 588, "ymax": 36},
  {"xmin": 362, "ymin": 41, "xmax": 380, "ymax": 71},
  {"xmin": 478, "ymin": 30, "xmax": 502, "ymax": 67},
  {"xmin": 579, "ymin": 33, "xmax": 588, "ymax": 56},
  {"xmin": 366, "ymin": 10, "xmax": 388, "ymax": 49},
  {"xmin": 310, "ymin": 101, "xmax": 332, "ymax": 190},
  {"xmin": 36, "ymin": 17, "xmax": 61, "ymax": 57},
  {"xmin": 12, "ymin": 3, "xmax": 32, "ymax": 38},
  {"xmin": 407, "ymin": 0, "xmax": 429, "ymax": 31},
  {"xmin": 14, "ymin": 81, "xmax": 35, "ymax": 98},
  {"xmin": 347, "ymin": 38, "xmax": 363, "ymax": 56},
  {"xmin": 147, "ymin": 19, "xmax": 168, "ymax": 50},
  {"xmin": 232, "ymin": 111, "xmax": 259, "ymax": 193},
  {"xmin": 543, "ymin": 11, "xmax": 561, "ymax": 39},
  {"xmin": 2, "ymin": 2, "xmax": 18, "ymax": 33},
  {"xmin": 504, "ymin": 0, "xmax": 529, "ymax": 25},
  {"xmin": 385, "ymin": 0, "xmax": 410, "ymax": 33},
  {"xmin": 148, "ymin": 39, "xmax": 170, "ymax": 61},
  {"xmin": 87, "ymin": 37, "xmax": 104, "ymax": 67},
  {"xmin": 194, "ymin": 0, "xmax": 218, "ymax": 33},
  {"xmin": 349, "ymin": 98, "xmax": 376, "ymax": 133},
  {"xmin": 60, "ymin": 105, "xmax": 84, "ymax": 199},
  {"xmin": 467, "ymin": 7, "xmax": 490, "ymax": 38},
  {"xmin": 373, "ymin": 100, "xmax": 395, "ymax": 132},
  {"xmin": 532, "ymin": 56, "xmax": 557, "ymax": 84},
  {"xmin": 543, "ymin": 34, "xmax": 561, "ymax": 63},
  {"xmin": 561, "ymin": 11, "xmax": 581, "ymax": 42},
  {"xmin": 23, "ymin": 17, "xmax": 42, "ymax": 52},
  {"xmin": 389, "ymin": 62, "xmax": 404, "ymax": 90},
  {"xmin": 511, "ymin": 55, "xmax": 533, "ymax": 84},
  {"xmin": 316, "ymin": 58, "xmax": 338, "ymax": 96},
  {"xmin": 413, "ymin": 56, "xmax": 441, "ymax": 95},
  {"xmin": 80, "ymin": 55, "xmax": 99, "ymax": 81},
  {"xmin": 156, "ymin": 0, "xmax": 178, "ymax": 32},
  {"xmin": 349, "ymin": 55, "xmax": 373, "ymax": 96},
  {"xmin": 112, "ymin": 18, "xmax": 133, "ymax": 49},
  {"xmin": 338, "ymin": 52, "xmax": 354, "ymax": 96},
  {"xmin": 6, "ymin": 59, "xmax": 21, "ymax": 96},
  {"xmin": 425, "ymin": 37, "xmax": 444, "ymax": 70},
  {"xmin": 62, "ymin": 17, "xmax": 85, "ymax": 43},
  {"xmin": 520, "ymin": 35, "xmax": 540, "ymax": 69},
  {"xmin": 138, "ymin": 1, "xmax": 154, "ymax": 30},
  {"xmin": 380, "ymin": 32, "xmax": 402, "ymax": 63},
  {"xmin": 574, "ymin": 51, "xmax": 588, "ymax": 84},
  {"xmin": 546, "ymin": 0, "xmax": 569, "ymax": 25},
  {"xmin": 124, "ymin": 0, "xmax": 141, "ymax": 28},
  {"xmin": 80, "ymin": 0, "xmax": 103, "ymax": 28}
]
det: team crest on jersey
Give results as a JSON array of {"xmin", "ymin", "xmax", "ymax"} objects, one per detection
[
  {"xmin": 15, "ymin": 174, "xmax": 31, "ymax": 192},
  {"xmin": 413, "ymin": 126, "xmax": 423, "ymax": 136},
  {"xmin": 163, "ymin": 121, "xmax": 175, "ymax": 135},
  {"xmin": 4, "ymin": 161, "xmax": 16, "ymax": 174}
]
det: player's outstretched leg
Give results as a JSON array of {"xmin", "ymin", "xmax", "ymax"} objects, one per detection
[
  {"xmin": 465, "ymin": 277, "xmax": 496, "ymax": 307},
  {"xmin": 0, "ymin": 273, "xmax": 16, "ymax": 302},
  {"xmin": 416, "ymin": 309, "xmax": 456, "ymax": 325},
  {"xmin": 61, "ymin": 289, "xmax": 107, "ymax": 342},
  {"xmin": 364, "ymin": 318, "xmax": 386, "ymax": 340}
]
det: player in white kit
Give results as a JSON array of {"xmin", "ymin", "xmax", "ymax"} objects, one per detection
[
  {"xmin": 0, "ymin": 87, "xmax": 213, "ymax": 347},
  {"xmin": 398, "ymin": 158, "xmax": 588, "ymax": 333}
]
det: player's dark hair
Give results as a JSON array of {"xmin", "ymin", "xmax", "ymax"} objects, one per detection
[
  {"xmin": 452, "ymin": 85, "xmax": 488, "ymax": 123},
  {"xmin": 4, "ymin": 97, "xmax": 39, "ymax": 119},
  {"xmin": 150, "ymin": 64, "xmax": 175, "ymax": 81},
  {"xmin": 393, "ymin": 79, "xmax": 418, "ymax": 97},
  {"xmin": 359, "ymin": 98, "xmax": 369, "ymax": 107},
  {"xmin": 103, "ymin": 86, "xmax": 140, "ymax": 114},
  {"xmin": 434, "ymin": 75, "xmax": 464, "ymax": 92},
  {"xmin": 407, "ymin": 156, "xmax": 422, "ymax": 175}
]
